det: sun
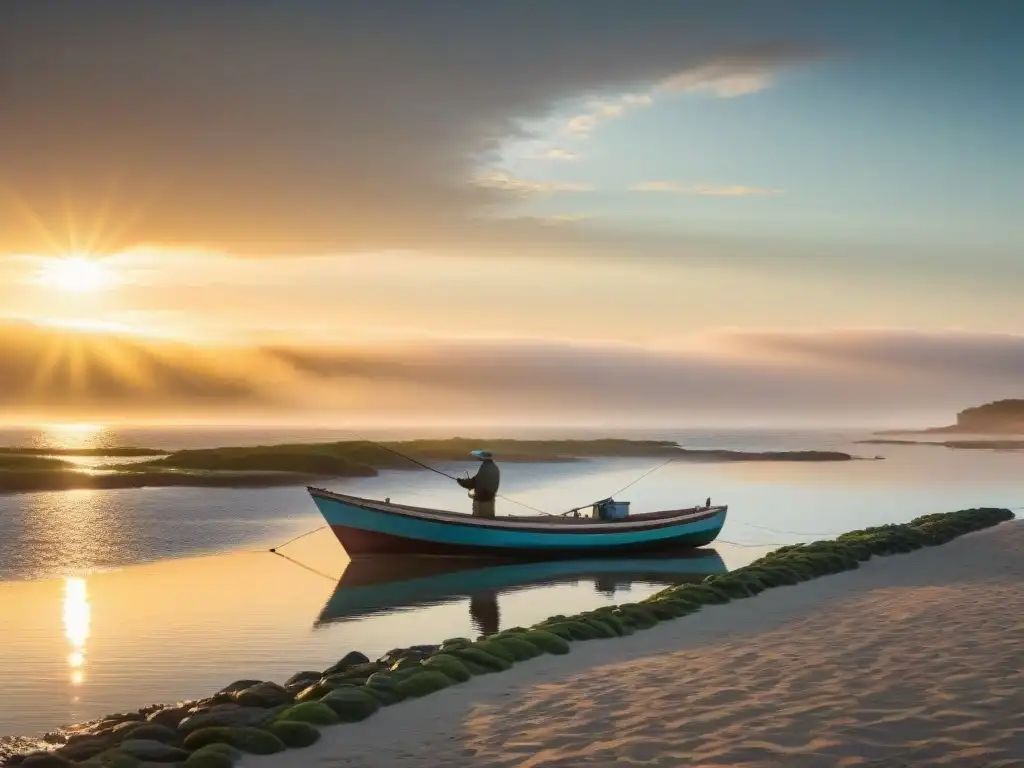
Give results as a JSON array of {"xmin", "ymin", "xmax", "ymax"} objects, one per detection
[{"xmin": 36, "ymin": 255, "xmax": 113, "ymax": 293}]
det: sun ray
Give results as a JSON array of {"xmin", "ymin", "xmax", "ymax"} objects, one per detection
[{"xmin": 0, "ymin": 186, "xmax": 68, "ymax": 256}]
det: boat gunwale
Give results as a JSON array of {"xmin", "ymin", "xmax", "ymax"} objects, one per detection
[{"xmin": 308, "ymin": 485, "xmax": 727, "ymax": 534}]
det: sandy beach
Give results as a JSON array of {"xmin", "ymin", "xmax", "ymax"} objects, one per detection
[{"xmin": 241, "ymin": 521, "xmax": 1024, "ymax": 768}]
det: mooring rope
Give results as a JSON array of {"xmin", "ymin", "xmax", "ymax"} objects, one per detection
[{"xmin": 268, "ymin": 524, "xmax": 326, "ymax": 552}]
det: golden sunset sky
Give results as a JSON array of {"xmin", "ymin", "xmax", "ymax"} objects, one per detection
[{"xmin": 1, "ymin": 1, "xmax": 1021, "ymax": 426}]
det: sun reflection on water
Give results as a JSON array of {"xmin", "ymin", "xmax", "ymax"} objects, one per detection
[
  {"xmin": 63, "ymin": 577, "xmax": 91, "ymax": 687},
  {"xmin": 38, "ymin": 423, "xmax": 107, "ymax": 451}
]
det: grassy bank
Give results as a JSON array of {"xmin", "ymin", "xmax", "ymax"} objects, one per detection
[
  {"xmin": 0, "ymin": 439, "xmax": 858, "ymax": 495},
  {"xmin": 4, "ymin": 507, "xmax": 1012, "ymax": 768}
]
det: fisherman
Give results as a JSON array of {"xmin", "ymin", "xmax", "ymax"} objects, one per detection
[{"xmin": 457, "ymin": 449, "xmax": 501, "ymax": 518}]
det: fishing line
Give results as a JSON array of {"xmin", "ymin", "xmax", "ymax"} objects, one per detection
[
  {"xmin": 607, "ymin": 458, "xmax": 676, "ymax": 498},
  {"xmin": 561, "ymin": 457, "xmax": 676, "ymax": 516},
  {"xmin": 731, "ymin": 520, "xmax": 842, "ymax": 538}
]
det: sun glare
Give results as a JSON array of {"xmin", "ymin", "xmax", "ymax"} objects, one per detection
[{"xmin": 37, "ymin": 255, "xmax": 112, "ymax": 293}]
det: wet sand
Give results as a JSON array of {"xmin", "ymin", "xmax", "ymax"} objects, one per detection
[{"xmin": 244, "ymin": 521, "xmax": 1024, "ymax": 767}]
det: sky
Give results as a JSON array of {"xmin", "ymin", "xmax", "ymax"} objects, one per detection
[{"xmin": 1, "ymin": 0, "xmax": 1021, "ymax": 426}]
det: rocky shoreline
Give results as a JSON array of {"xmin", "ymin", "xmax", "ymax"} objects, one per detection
[{"xmin": 3, "ymin": 507, "xmax": 1012, "ymax": 768}]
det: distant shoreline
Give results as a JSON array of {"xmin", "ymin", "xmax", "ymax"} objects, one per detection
[
  {"xmin": 857, "ymin": 439, "xmax": 1024, "ymax": 451},
  {"xmin": 0, "ymin": 439, "xmax": 863, "ymax": 495}
]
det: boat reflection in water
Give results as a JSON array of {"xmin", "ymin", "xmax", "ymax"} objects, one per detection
[{"xmin": 315, "ymin": 549, "xmax": 728, "ymax": 635}]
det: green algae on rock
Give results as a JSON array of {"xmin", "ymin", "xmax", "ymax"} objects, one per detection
[
  {"xmin": 182, "ymin": 727, "xmax": 286, "ymax": 755},
  {"xmin": 318, "ymin": 688, "xmax": 380, "ymax": 722},
  {"xmin": 273, "ymin": 702, "xmax": 339, "ymax": 726},
  {"xmin": 264, "ymin": 721, "xmax": 320, "ymax": 749}
]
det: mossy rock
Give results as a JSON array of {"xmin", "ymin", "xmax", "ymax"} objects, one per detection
[
  {"xmin": 322, "ymin": 651, "xmax": 371, "ymax": 676},
  {"xmin": 365, "ymin": 671, "xmax": 395, "ymax": 687},
  {"xmin": 421, "ymin": 654, "xmax": 473, "ymax": 682},
  {"xmin": 522, "ymin": 629, "xmax": 570, "ymax": 655},
  {"xmin": 182, "ymin": 727, "xmax": 286, "ymax": 755},
  {"xmin": 489, "ymin": 635, "xmax": 543, "ymax": 660},
  {"xmin": 643, "ymin": 601, "xmax": 687, "ymax": 620},
  {"xmin": 389, "ymin": 656, "xmax": 424, "ymax": 672},
  {"xmin": 458, "ymin": 658, "xmax": 493, "ymax": 675},
  {"xmin": 319, "ymin": 688, "xmax": 380, "ymax": 722},
  {"xmin": 395, "ymin": 670, "xmax": 454, "ymax": 698},
  {"xmin": 116, "ymin": 723, "xmax": 181, "ymax": 746},
  {"xmin": 265, "ymin": 721, "xmax": 320, "ymax": 749},
  {"xmin": 183, "ymin": 744, "xmax": 239, "ymax": 768},
  {"xmin": 581, "ymin": 615, "xmax": 622, "ymax": 637},
  {"xmin": 294, "ymin": 680, "xmax": 337, "ymax": 702},
  {"xmin": 495, "ymin": 626, "xmax": 529, "ymax": 636},
  {"xmin": 77, "ymin": 751, "xmax": 137, "ymax": 768},
  {"xmin": 531, "ymin": 622, "xmax": 576, "ymax": 641},
  {"xmin": 595, "ymin": 612, "xmax": 632, "ymax": 634},
  {"xmin": 363, "ymin": 685, "xmax": 403, "ymax": 706},
  {"xmin": 439, "ymin": 637, "xmax": 472, "ymax": 651},
  {"xmin": 680, "ymin": 584, "xmax": 731, "ymax": 604},
  {"xmin": 539, "ymin": 620, "xmax": 599, "ymax": 641},
  {"xmin": 274, "ymin": 701, "xmax": 340, "ymax": 726},
  {"xmin": 614, "ymin": 604, "xmax": 659, "ymax": 629},
  {"xmin": 449, "ymin": 646, "xmax": 512, "ymax": 672},
  {"xmin": 383, "ymin": 666, "xmax": 421, "ymax": 683},
  {"xmin": 472, "ymin": 639, "xmax": 518, "ymax": 662}
]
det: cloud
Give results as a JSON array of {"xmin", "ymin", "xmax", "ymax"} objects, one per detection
[
  {"xmin": 3, "ymin": 320, "xmax": 1021, "ymax": 424},
  {"xmin": 629, "ymin": 182, "xmax": 783, "ymax": 196},
  {"xmin": 544, "ymin": 148, "xmax": 579, "ymax": 161},
  {"xmin": 0, "ymin": 3, "xmax": 824, "ymax": 256},
  {"xmin": 472, "ymin": 172, "xmax": 593, "ymax": 197},
  {"xmin": 629, "ymin": 181, "xmax": 683, "ymax": 193},
  {"xmin": 689, "ymin": 184, "xmax": 784, "ymax": 196},
  {"xmin": 561, "ymin": 43, "xmax": 818, "ymax": 141}
]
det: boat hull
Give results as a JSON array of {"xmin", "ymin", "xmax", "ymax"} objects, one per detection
[{"xmin": 309, "ymin": 487, "xmax": 727, "ymax": 558}]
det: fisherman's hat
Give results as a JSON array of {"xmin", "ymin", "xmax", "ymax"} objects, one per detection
[{"xmin": 470, "ymin": 450, "xmax": 493, "ymax": 460}]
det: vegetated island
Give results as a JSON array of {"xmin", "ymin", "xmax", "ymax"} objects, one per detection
[
  {"xmin": 857, "ymin": 438, "xmax": 1024, "ymax": 451},
  {"xmin": 0, "ymin": 438, "xmax": 861, "ymax": 494},
  {"xmin": 877, "ymin": 398, "xmax": 1024, "ymax": 436}
]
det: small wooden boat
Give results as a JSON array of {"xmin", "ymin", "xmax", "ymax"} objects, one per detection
[
  {"xmin": 307, "ymin": 486, "xmax": 728, "ymax": 558},
  {"xmin": 315, "ymin": 549, "xmax": 728, "ymax": 626}
]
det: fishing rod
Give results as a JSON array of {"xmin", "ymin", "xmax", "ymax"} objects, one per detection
[
  {"xmin": 355, "ymin": 436, "xmax": 459, "ymax": 481},
  {"xmin": 348, "ymin": 431, "xmax": 557, "ymax": 516},
  {"xmin": 560, "ymin": 457, "xmax": 676, "ymax": 517}
]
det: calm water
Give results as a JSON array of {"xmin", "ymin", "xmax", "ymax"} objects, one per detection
[{"xmin": 0, "ymin": 424, "xmax": 1021, "ymax": 737}]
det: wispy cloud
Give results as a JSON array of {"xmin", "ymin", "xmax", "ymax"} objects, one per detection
[
  {"xmin": 537, "ymin": 214, "xmax": 593, "ymax": 226},
  {"xmin": 544, "ymin": 148, "xmax": 579, "ymax": 161},
  {"xmin": 690, "ymin": 184, "xmax": 783, "ymax": 197},
  {"xmin": 472, "ymin": 171, "xmax": 593, "ymax": 197},
  {"xmin": 562, "ymin": 45, "xmax": 818, "ymax": 142},
  {"xmin": 629, "ymin": 181, "xmax": 783, "ymax": 196},
  {"xmin": 629, "ymin": 181, "xmax": 683, "ymax": 193}
]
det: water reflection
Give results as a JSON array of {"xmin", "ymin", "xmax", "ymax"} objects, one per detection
[
  {"xmin": 316, "ymin": 549, "xmax": 728, "ymax": 632},
  {"xmin": 37, "ymin": 423, "xmax": 106, "ymax": 451},
  {"xmin": 62, "ymin": 578, "xmax": 91, "ymax": 687}
]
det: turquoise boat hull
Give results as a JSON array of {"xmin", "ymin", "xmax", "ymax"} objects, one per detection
[{"xmin": 308, "ymin": 486, "xmax": 727, "ymax": 558}]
